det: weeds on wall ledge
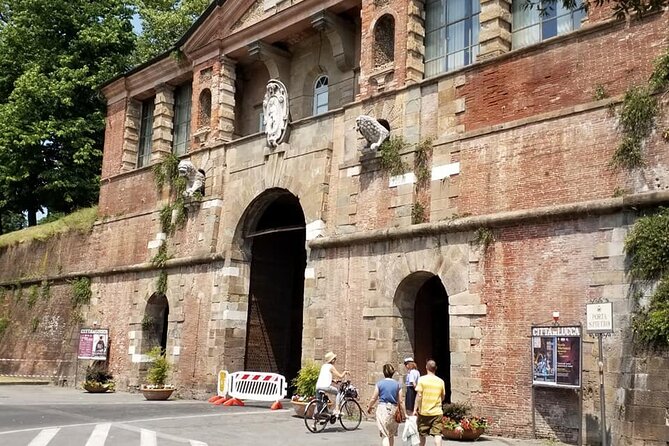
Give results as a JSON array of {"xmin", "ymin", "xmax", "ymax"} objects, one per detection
[
  {"xmin": 474, "ymin": 227, "xmax": 494, "ymax": 252},
  {"xmin": 612, "ymin": 48, "xmax": 668, "ymax": 170}
]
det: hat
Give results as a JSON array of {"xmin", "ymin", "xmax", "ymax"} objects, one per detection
[
  {"xmin": 324, "ymin": 351, "xmax": 337, "ymax": 363},
  {"xmin": 404, "ymin": 357, "xmax": 414, "ymax": 364}
]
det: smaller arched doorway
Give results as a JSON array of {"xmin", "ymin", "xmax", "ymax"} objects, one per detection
[
  {"xmin": 396, "ymin": 272, "xmax": 451, "ymax": 403},
  {"xmin": 142, "ymin": 293, "xmax": 169, "ymax": 353}
]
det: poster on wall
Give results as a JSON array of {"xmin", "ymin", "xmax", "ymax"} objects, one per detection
[
  {"xmin": 531, "ymin": 326, "xmax": 581, "ymax": 388},
  {"xmin": 78, "ymin": 328, "xmax": 109, "ymax": 360}
]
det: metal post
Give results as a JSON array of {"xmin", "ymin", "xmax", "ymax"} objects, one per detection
[{"xmin": 598, "ymin": 333, "xmax": 607, "ymax": 446}]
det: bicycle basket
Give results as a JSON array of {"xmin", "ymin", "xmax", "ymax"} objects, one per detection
[{"xmin": 344, "ymin": 385, "xmax": 358, "ymax": 399}]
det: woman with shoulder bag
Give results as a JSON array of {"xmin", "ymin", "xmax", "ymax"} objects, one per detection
[{"xmin": 367, "ymin": 363, "xmax": 405, "ymax": 446}]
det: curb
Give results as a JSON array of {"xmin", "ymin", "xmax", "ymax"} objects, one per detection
[{"xmin": 0, "ymin": 381, "xmax": 50, "ymax": 386}]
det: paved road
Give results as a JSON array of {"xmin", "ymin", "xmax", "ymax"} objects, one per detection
[{"xmin": 0, "ymin": 385, "xmax": 559, "ymax": 446}]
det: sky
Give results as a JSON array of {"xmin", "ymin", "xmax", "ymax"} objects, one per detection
[{"xmin": 131, "ymin": 13, "xmax": 143, "ymax": 35}]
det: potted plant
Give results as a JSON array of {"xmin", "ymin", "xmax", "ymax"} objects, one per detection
[
  {"xmin": 290, "ymin": 360, "xmax": 320, "ymax": 417},
  {"xmin": 441, "ymin": 402, "xmax": 489, "ymax": 441},
  {"xmin": 82, "ymin": 361, "xmax": 115, "ymax": 393},
  {"xmin": 141, "ymin": 346, "xmax": 175, "ymax": 400}
]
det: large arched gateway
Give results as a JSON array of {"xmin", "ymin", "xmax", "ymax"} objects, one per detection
[
  {"xmin": 238, "ymin": 188, "xmax": 306, "ymax": 385},
  {"xmin": 395, "ymin": 271, "xmax": 452, "ymax": 403}
]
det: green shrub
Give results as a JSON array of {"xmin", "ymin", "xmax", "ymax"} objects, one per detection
[
  {"xmin": 291, "ymin": 360, "xmax": 320, "ymax": 398},
  {"xmin": 146, "ymin": 346, "xmax": 170, "ymax": 387},
  {"xmin": 442, "ymin": 402, "xmax": 471, "ymax": 421}
]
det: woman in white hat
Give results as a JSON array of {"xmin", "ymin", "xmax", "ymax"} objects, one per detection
[
  {"xmin": 316, "ymin": 351, "xmax": 349, "ymax": 416},
  {"xmin": 403, "ymin": 357, "xmax": 420, "ymax": 413}
]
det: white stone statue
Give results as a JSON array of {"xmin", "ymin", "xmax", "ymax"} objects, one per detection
[
  {"xmin": 177, "ymin": 160, "xmax": 205, "ymax": 198},
  {"xmin": 263, "ymin": 80, "xmax": 289, "ymax": 148},
  {"xmin": 355, "ymin": 115, "xmax": 390, "ymax": 152}
]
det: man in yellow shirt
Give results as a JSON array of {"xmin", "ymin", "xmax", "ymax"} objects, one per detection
[{"xmin": 412, "ymin": 360, "xmax": 445, "ymax": 446}]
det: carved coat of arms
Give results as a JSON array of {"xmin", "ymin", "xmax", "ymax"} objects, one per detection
[{"xmin": 263, "ymin": 80, "xmax": 289, "ymax": 148}]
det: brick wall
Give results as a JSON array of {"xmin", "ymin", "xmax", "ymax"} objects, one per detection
[
  {"xmin": 458, "ymin": 14, "xmax": 667, "ymax": 132},
  {"xmin": 101, "ymin": 99, "xmax": 127, "ymax": 179}
]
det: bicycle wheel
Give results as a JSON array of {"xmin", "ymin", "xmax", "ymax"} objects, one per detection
[
  {"xmin": 339, "ymin": 398, "xmax": 362, "ymax": 431},
  {"xmin": 304, "ymin": 400, "xmax": 328, "ymax": 433}
]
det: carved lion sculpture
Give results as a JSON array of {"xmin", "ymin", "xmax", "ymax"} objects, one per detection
[
  {"xmin": 177, "ymin": 160, "xmax": 205, "ymax": 198},
  {"xmin": 355, "ymin": 115, "xmax": 390, "ymax": 152}
]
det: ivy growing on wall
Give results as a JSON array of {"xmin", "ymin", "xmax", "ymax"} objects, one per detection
[
  {"xmin": 379, "ymin": 136, "xmax": 409, "ymax": 176},
  {"xmin": 624, "ymin": 207, "xmax": 669, "ymax": 347},
  {"xmin": 0, "ymin": 317, "xmax": 8, "ymax": 339},
  {"xmin": 27, "ymin": 285, "xmax": 39, "ymax": 309},
  {"xmin": 412, "ymin": 138, "xmax": 434, "ymax": 224},
  {"xmin": 151, "ymin": 152, "xmax": 189, "ymax": 294},
  {"xmin": 70, "ymin": 277, "xmax": 92, "ymax": 308},
  {"xmin": 612, "ymin": 48, "xmax": 669, "ymax": 169}
]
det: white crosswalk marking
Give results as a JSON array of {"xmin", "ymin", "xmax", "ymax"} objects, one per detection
[
  {"xmin": 189, "ymin": 441, "xmax": 207, "ymax": 446},
  {"xmin": 28, "ymin": 428, "xmax": 60, "ymax": 446},
  {"xmin": 140, "ymin": 428, "xmax": 157, "ymax": 446},
  {"xmin": 85, "ymin": 423, "xmax": 111, "ymax": 446}
]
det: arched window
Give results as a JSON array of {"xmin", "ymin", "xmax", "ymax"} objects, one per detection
[
  {"xmin": 198, "ymin": 89, "xmax": 212, "ymax": 128},
  {"xmin": 313, "ymin": 75, "xmax": 329, "ymax": 115},
  {"xmin": 374, "ymin": 14, "xmax": 395, "ymax": 67},
  {"xmin": 424, "ymin": 0, "xmax": 481, "ymax": 77}
]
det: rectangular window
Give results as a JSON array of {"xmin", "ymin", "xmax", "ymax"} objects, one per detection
[
  {"xmin": 137, "ymin": 98, "xmax": 155, "ymax": 168},
  {"xmin": 424, "ymin": 0, "xmax": 480, "ymax": 78},
  {"xmin": 172, "ymin": 82, "xmax": 192, "ymax": 156},
  {"xmin": 512, "ymin": 0, "xmax": 585, "ymax": 49}
]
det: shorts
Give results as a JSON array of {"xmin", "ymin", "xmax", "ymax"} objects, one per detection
[{"xmin": 417, "ymin": 414, "xmax": 444, "ymax": 437}]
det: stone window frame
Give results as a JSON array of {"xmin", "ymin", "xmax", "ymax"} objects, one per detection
[
  {"xmin": 424, "ymin": 0, "xmax": 481, "ymax": 77},
  {"xmin": 137, "ymin": 98, "xmax": 155, "ymax": 169},
  {"xmin": 313, "ymin": 75, "xmax": 329, "ymax": 116},
  {"xmin": 172, "ymin": 81, "xmax": 193, "ymax": 156},
  {"xmin": 510, "ymin": 0, "xmax": 586, "ymax": 49}
]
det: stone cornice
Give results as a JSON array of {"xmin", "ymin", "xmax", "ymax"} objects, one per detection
[
  {"xmin": 4, "ymin": 191, "xmax": 668, "ymax": 287},
  {"xmin": 309, "ymin": 191, "xmax": 669, "ymax": 249}
]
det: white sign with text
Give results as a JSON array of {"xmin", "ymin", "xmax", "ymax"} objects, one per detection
[{"xmin": 586, "ymin": 302, "xmax": 614, "ymax": 333}]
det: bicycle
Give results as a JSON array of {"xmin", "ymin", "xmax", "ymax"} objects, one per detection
[{"xmin": 303, "ymin": 380, "xmax": 362, "ymax": 433}]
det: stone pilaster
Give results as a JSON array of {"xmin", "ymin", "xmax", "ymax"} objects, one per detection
[
  {"xmin": 478, "ymin": 0, "xmax": 512, "ymax": 61},
  {"xmin": 151, "ymin": 85, "xmax": 175, "ymax": 163},
  {"xmin": 218, "ymin": 56, "xmax": 237, "ymax": 142},
  {"xmin": 121, "ymin": 99, "xmax": 141, "ymax": 171},
  {"xmin": 406, "ymin": 0, "xmax": 425, "ymax": 84}
]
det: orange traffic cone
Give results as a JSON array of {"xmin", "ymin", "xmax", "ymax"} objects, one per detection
[
  {"xmin": 213, "ymin": 396, "xmax": 229, "ymax": 405},
  {"xmin": 223, "ymin": 397, "xmax": 244, "ymax": 406},
  {"xmin": 270, "ymin": 400, "xmax": 282, "ymax": 410}
]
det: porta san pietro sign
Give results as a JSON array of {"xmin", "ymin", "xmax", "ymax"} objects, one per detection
[{"xmin": 586, "ymin": 302, "xmax": 614, "ymax": 334}]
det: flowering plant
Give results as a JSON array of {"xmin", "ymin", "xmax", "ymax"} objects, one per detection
[
  {"xmin": 442, "ymin": 402, "xmax": 489, "ymax": 437},
  {"xmin": 442, "ymin": 415, "xmax": 489, "ymax": 431}
]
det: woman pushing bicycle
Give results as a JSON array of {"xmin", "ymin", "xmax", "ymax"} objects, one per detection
[{"xmin": 316, "ymin": 351, "xmax": 349, "ymax": 417}]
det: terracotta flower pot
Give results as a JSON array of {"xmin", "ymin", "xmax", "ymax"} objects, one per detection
[
  {"xmin": 141, "ymin": 387, "xmax": 175, "ymax": 401},
  {"xmin": 291, "ymin": 399, "xmax": 333, "ymax": 417},
  {"xmin": 442, "ymin": 427, "xmax": 485, "ymax": 441},
  {"xmin": 291, "ymin": 400, "xmax": 312, "ymax": 417}
]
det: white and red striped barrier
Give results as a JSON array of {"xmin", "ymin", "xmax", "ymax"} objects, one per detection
[{"xmin": 211, "ymin": 370, "xmax": 286, "ymax": 408}]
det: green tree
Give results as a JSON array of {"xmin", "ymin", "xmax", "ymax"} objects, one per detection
[
  {"xmin": 133, "ymin": 0, "xmax": 210, "ymax": 64},
  {"xmin": 0, "ymin": 0, "xmax": 136, "ymax": 226}
]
